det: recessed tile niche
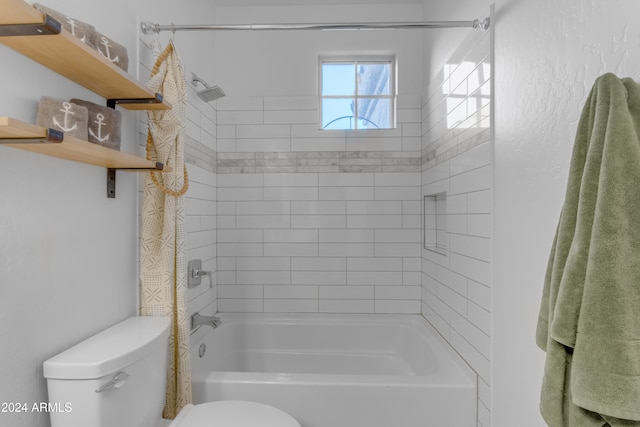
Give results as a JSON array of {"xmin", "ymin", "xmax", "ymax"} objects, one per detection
[{"xmin": 424, "ymin": 192, "xmax": 447, "ymax": 255}]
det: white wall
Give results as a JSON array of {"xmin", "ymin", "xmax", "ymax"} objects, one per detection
[
  {"xmin": 214, "ymin": 4, "xmax": 424, "ymax": 97},
  {"xmin": 0, "ymin": 1, "xmax": 215, "ymax": 426},
  {"xmin": 424, "ymin": 0, "xmax": 640, "ymax": 426}
]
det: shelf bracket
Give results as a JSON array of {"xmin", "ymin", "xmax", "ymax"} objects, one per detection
[
  {"xmin": 106, "ymin": 93, "xmax": 165, "ymax": 109},
  {"xmin": 106, "ymin": 168, "xmax": 117, "ymax": 198},
  {"xmin": 0, "ymin": 14, "xmax": 62, "ymax": 37},
  {"xmin": 106, "ymin": 162, "xmax": 164, "ymax": 199},
  {"xmin": 0, "ymin": 127, "xmax": 64, "ymax": 144}
]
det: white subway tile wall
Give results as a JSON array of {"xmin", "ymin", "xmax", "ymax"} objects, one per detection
[
  {"xmin": 217, "ymin": 171, "xmax": 423, "ymax": 313},
  {"xmin": 216, "ymin": 93, "xmax": 423, "ymax": 314},
  {"xmin": 421, "ymin": 30, "xmax": 492, "ymax": 427},
  {"xmin": 184, "ymin": 92, "xmax": 218, "ymax": 346}
]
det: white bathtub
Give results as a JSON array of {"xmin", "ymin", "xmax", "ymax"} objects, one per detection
[{"xmin": 191, "ymin": 314, "xmax": 477, "ymax": 427}]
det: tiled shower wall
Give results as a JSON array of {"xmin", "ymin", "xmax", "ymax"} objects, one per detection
[
  {"xmin": 184, "ymin": 94, "xmax": 218, "ymax": 339},
  {"xmin": 421, "ymin": 30, "xmax": 492, "ymax": 427},
  {"xmin": 216, "ymin": 96, "xmax": 424, "ymax": 313}
]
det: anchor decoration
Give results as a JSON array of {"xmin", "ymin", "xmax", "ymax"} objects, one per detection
[
  {"xmin": 65, "ymin": 17, "xmax": 86, "ymax": 44},
  {"xmin": 36, "ymin": 96, "xmax": 88, "ymax": 140},
  {"xmin": 53, "ymin": 102, "xmax": 79, "ymax": 133},
  {"xmin": 68, "ymin": 98, "xmax": 121, "ymax": 150},
  {"xmin": 99, "ymin": 36, "xmax": 119, "ymax": 64},
  {"xmin": 32, "ymin": 4, "xmax": 97, "ymax": 49},
  {"xmin": 89, "ymin": 113, "xmax": 110, "ymax": 143},
  {"xmin": 95, "ymin": 33, "xmax": 128, "ymax": 71}
]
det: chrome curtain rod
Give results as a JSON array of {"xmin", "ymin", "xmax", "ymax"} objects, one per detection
[{"xmin": 140, "ymin": 18, "xmax": 490, "ymax": 34}]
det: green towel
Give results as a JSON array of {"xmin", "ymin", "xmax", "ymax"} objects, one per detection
[{"xmin": 537, "ymin": 73, "xmax": 640, "ymax": 426}]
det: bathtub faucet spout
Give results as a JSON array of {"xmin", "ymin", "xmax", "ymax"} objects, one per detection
[{"xmin": 191, "ymin": 312, "xmax": 222, "ymax": 330}]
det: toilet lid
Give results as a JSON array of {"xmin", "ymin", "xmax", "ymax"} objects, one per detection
[{"xmin": 171, "ymin": 400, "xmax": 300, "ymax": 427}]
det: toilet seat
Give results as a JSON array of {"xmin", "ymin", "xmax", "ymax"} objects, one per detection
[{"xmin": 169, "ymin": 400, "xmax": 301, "ymax": 427}]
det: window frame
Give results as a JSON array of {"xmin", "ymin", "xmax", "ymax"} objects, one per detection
[{"xmin": 318, "ymin": 55, "xmax": 397, "ymax": 130}]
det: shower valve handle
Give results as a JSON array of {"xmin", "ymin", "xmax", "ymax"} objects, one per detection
[
  {"xmin": 192, "ymin": 268, "xmax": 209, "ymax": 278},
  {"xmin": 188, "ymin": 259, "xmax": 212, "ymax": 288}
]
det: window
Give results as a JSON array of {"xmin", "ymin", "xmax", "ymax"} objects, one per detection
[{"xmin": 320, "ymin": 57, "xmax": 396, "ymax": 130}]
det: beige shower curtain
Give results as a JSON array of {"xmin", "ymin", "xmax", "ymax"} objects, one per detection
[{"xmin": 139, "ymin": 42, "xmax": 191, "ymax": 419}]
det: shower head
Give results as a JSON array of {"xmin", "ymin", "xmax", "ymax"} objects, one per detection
[
  {"xmin": 197, "ymin": 85, "xmax": 226, "ymax": 102},
  {"xmin": 191, "ymin": 72, "xmax": 226, "ymax": 102}
]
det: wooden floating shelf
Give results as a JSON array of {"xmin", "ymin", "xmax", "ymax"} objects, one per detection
[
  {"xmin": 0, "ymin": 117, "xmax": 166, "ymax": 171},
  {"xmin": 0, "ymin": 0, "xmax": 171, "ymax": 111}
]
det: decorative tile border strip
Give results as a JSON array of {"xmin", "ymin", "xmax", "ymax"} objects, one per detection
[
  {"xmin": 185, "ymin": 135, "xmax": 217, "ymax": 173},
  {"xmin": 217, "ymin": 150, "xmax": 421, "ymax": 174},
  {"xmin": 422, "ymin": 126, "xmax": 491, "ymax": 169}
]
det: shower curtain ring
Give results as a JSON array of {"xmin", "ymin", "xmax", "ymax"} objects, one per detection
[{"xmin": 169, "ymin": 23, "xmax": 177, "ymax": 46}]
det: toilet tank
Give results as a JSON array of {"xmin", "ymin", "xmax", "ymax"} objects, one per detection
[{"xmin": 43, "ymin": 316, "xmax": 171, "ymax": 427}]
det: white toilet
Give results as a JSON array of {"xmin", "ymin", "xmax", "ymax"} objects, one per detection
[{"xmin": 43, "ymin": 316, "xmax": 301, "ymax": 427}]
